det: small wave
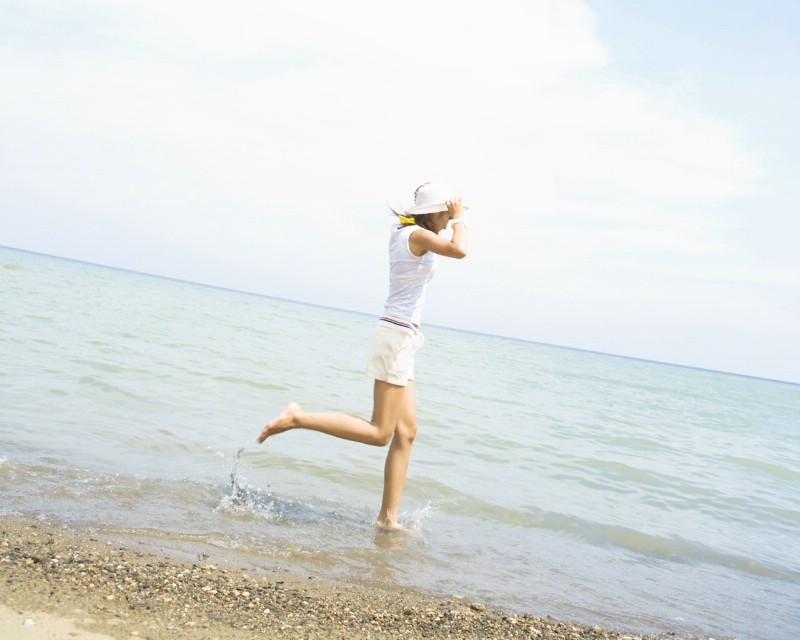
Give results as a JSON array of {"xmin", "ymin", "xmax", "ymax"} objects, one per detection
[
  {"xmin": 421, "ymin": 486, "xmax": 799, "ymax": 582},
  {"xmin": 76, "ymin": 375, "xmax": 145, "ymax": 400},
  {"xmin": 212, "ymin": 375, "xmax": 289, "ymax": 392},
  {"xmin": 534, "ymin": 510, "xmax": 800, "ymax": 582},
  {"xmin": 71, "ymin": 358, "xmax": 131, "ymax": 374},
  {"xmin": 727, "ymin": 456, "xmax": 800, "ymax": 482}
]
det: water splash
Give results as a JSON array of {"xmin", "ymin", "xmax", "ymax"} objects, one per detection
[
  {"xmin": 230, "ymin": 446, "xmax": 249, "ymax": 504},
  {"xmin": 217, "ymin": 446, "xmax": 351, "ymax": 525},
  {"xmin": 217, "ymin": 445, "xmax": 256, "ymax": 512},
  {"xmin": 217, "ymin": 444, "xmax": 288, "ymax": 521},
  {"xmin": 402, "ymin": 502, "xmax": 434, "ymax": 532}
]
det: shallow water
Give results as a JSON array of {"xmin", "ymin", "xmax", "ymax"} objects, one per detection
[{"xmin": 1, "ymin": 246, "xmax": 799, "ymax": 640}]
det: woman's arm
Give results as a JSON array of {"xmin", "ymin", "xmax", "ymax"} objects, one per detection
[{"xmin": 408, "ymin": 199, "xmax": 468, "ymax": 259}]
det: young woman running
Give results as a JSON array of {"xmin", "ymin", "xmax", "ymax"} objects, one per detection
[{"xmin": 257, "ymin": 182, "xmax": 468, "ymax": 530}]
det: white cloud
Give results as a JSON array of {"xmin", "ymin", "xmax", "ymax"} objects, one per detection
[{"xmin": 1, "ymin": 0, "xmax": 796, "ymax": 380}]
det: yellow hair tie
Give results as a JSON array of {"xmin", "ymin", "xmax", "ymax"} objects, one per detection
[{"xmin": 398, "ymin": 214, "xmax": 416, "ymax": 225}]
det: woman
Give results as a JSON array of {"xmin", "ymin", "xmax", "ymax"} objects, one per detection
[{"xmin": 257, "ymin": 182, "xmax": 468, "ymax": 530}]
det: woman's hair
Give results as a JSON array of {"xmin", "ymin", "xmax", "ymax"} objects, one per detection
[
  {"xmin": 395, "ymin": 212, "xmax": 441, "ymax": 231},
  {"xmin": 409, "ymin": 214, "xmax": 439, "ymax": 232}
]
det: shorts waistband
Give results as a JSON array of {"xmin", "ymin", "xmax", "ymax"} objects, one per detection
[{"xmin": 378, "ymin": 316, "xmax": 418, "ymax": 335}]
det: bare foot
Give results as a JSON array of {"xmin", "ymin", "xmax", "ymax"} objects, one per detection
[
  {"xmin": 374, "ymin": 512, "xmax": 405, "ymax": 532},
  {"xmin": 374, "ymin": 521, "xmax": 420, "ymax": 539},
  {"xmin": 258, "ymin": 402, "xmax": 302, "ymax": 443},
  {"xmin": 374, "ymin": 520, "xmax": 404, "ymax": 532}
]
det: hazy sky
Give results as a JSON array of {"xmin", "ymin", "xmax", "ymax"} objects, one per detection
[{"xmin": 2, "ymin": 0, "xmax": 799, "ymax": 383}]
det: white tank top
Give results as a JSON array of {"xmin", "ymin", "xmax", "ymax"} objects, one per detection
[{"xmin": 382, "ymin": 225, "xmax": 437, "ymax": 325}]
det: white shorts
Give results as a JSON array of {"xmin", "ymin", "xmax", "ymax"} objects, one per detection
[{"xmin": 366, "ymin": 317, "xmax": 425, "ymax": 386}]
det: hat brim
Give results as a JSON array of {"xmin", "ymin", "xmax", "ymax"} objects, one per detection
[{"xmin": 404, "ymin": 202, "xmax": 470, "ymax": 215}]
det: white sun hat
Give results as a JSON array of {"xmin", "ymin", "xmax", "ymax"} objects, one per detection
[{"xmin": 403, "ymin": 182, "xmax": 469, "ymax": 215}]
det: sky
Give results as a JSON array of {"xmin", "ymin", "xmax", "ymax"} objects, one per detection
[{"xmin": 2, "ymin": 0, "xmax": 799, "ymax": 384}]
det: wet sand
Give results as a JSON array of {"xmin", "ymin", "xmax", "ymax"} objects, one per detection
[{"xmin": 1, "ymin": 515, "xmax": 711, "ymax": 640}]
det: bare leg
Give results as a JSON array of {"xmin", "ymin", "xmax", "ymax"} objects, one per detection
[
  {"xmin": 257, "ymin": 380, "xmax": 406, "ymax": 447},
  {"xmin": 375, "ymin": 381, "xmax": 417, "ymax": 530}
]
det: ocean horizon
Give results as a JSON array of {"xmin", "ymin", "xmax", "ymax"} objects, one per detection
[{"xmin": 5, "ymin": 245, "xmax": 795, "ymax": 387}]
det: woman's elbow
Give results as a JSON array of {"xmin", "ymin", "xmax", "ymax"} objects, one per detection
[{"xmin": 453, "ymin": 248, "xmax": 468, "ymax": 259}]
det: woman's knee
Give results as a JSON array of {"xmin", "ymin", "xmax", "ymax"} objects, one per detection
[
  {"xmin": 370, "ymin": 419, "xmax": 415, "ymax": 447},
  {"xmin": 368, "ymin": 419, "xmax": 397, "ymax": 446},
  {"xmin": 374, "ymin": 429, "xmax": 394, "ymax": 447},
  {"xmin": 394, "ymin": 419, "xmax": 417, "ymax": 445}
]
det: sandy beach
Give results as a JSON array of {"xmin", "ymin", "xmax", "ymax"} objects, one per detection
[{"xmin": 0, "ymin": 515, "xmax": 714, "ymax": 640}]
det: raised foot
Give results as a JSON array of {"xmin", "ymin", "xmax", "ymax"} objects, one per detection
[{"xmin": 258, "ymin": 402, "xmax": 302, "ymax": 443}]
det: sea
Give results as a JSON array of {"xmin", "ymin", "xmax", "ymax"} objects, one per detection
[{"xmin": 1, "ymin": 245, "xmax": 798, "ymax": 640}]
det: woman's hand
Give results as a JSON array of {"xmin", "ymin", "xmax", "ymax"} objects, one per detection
[{"xmin": 446, "ymin": 198, "xmax": 464, "ymax": 219}]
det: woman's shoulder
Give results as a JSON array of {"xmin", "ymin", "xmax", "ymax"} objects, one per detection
[
  {"xmin": 391, "ymin": 223, "xmax": 423, "ymax": 242},
  {"xmin": 390, "ymin": 224, "xmax": 426, "ymax": 258}
]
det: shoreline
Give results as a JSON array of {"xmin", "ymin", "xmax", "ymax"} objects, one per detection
[{"xmin": 0, "ymin": 515, "xmax": 715, "ymax": 640}]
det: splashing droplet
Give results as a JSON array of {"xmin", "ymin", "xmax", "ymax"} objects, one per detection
[{"xmin": 229, "ymin": 446, "xmax": 250, "ymax": 506}]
